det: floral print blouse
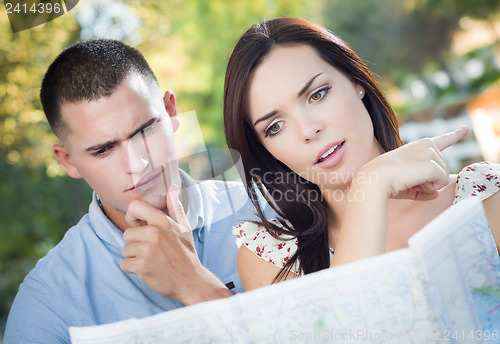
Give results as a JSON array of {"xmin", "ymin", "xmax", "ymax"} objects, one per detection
[{"xmin": 233, "ymin": 162, "xmax": 500, "ymax": 276}]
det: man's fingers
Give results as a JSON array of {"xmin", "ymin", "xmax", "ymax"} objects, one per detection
[
  {"xmin": 125, "ymin": 196, "xmax": 190, "ymax": 234},
  {"xmin": 123, "ymin": 225, "xmax": 159, "ymax": 243},
  {"xmin": 123, "ymin": 226, "xmax": 144, "ymax": 243},
  {"xmin": 121, "ymin": 241, "xmax": 139, "ymax": 258},
  {"xmin": 432, "ymin": 126, "xmax": 468, "ymax": 151},
  {"xmin": 125, "ymin": 214, "xmax": 146, "ymax": 228},
  {"xmin": 120, "ymin": 257, "xmax": 144, "ymax": 275},
  {"xmin": 125, "ymin": 200, "xmax": 172, "ymax": 229},
  {"xmin": 120, "ymin": 258, "xmax": 133, "ymax": 274}
]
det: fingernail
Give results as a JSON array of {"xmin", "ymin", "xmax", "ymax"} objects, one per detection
[{"xmin": 456, "ymin": 126, "xmax": 468, "ymax": 132}]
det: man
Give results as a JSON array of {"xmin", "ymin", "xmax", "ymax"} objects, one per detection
[{"xmin": 4, "ymin": 39, "xmax": 256, "ymax": 343}]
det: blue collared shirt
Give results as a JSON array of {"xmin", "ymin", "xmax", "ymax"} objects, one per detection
[{"xmin": 4, "ymin": 173, "xmax": 257, "ymax": 343}]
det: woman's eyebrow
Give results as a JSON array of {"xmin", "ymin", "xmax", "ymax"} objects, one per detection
[
  {"xmin": 253, "ymin": 73, "xmax": 323, "ymax": 127},
  {"xmin": 297, "ymin": 73, "xmax": 323, "ymax": 97},
  {"xmin": 253, "ymin": 110, "xmax": 278, "ymax": 127}
]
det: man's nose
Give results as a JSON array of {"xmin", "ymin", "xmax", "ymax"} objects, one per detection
[{"xmin": 126, "ymin": 141, "xmax": 150, "ymax": 175}]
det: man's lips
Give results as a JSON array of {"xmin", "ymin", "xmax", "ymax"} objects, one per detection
[
  {"xmin": 315, "ymin": 141, "xmax": 345, "ymax": 164},
  {"xmin": 126, "ymin": 170, "xmax": 162, "ymax": 191}
]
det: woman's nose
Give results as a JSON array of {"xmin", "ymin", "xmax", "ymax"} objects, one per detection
[{"xmin": 298, "ymin": 114, "xmax": 324, "ymax": 142}]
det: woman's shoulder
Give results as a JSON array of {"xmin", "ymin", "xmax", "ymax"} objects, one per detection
[
  {"xmin": 454, "ymin": 161, "xmax": 500, "ymax": 204},
  {"xmin": 232, "ymin": 220, "xmax": 300, "ymax": 274}
]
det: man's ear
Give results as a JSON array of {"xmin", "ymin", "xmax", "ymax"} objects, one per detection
[
  {"xmin": 52, "ymin": 144, "xmax": 82, "ymax": 179},
  {"xmin": 164, "ymin": 90, "xmax": 179, "ymax": 133}
]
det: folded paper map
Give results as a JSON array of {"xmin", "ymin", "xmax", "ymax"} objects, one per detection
[{"xmin": 70, "ymin": 197, "xmax": 500, "ymax": 343}]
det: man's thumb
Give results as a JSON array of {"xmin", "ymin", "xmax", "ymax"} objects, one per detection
[{"xmin": 166, "ymin": 184, "xmax": 189, "ymax": 230}]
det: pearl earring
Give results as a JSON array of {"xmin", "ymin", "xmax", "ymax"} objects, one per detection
[{"xmin": 359, "ymin": 89, "xmax": 364, "ymax": 97}]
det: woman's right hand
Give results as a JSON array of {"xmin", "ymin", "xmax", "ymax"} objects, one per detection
[
  {"xmin": 355, "ymin": 127, "xmax": 469, "ymax": 201},
  {"xmin": 331, "ymin": 127, "xmax": 468, "ymax": 267}
]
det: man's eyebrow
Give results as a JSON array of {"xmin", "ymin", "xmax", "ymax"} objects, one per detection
[
  {"xmin": 297, "ymin": 73, "xmax": 322, "ymax": 97},
  {"xmin": 128, "ymin": 117, "xmax": 158, "ymax": 139},
  {"xmin": 85, "ymin": 140, "xmax": 119, "ymax": 153},
  {"xmin": 85, "ymin": 117, "xmax": 158, "ymax": 153}
]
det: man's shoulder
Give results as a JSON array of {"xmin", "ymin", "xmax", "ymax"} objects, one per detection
[
  {"xmin": 4, "ymin": 213, "xmax": 96, "ymax": 343},
  {"xmin": 22, "ymin": 213, "xmax": 93, "ymax": 279}
]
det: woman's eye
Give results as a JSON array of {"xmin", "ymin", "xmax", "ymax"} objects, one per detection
[
  {"xmin": 309, "ymin": 86, "xmax": 331, "ymax": 103},
  {"xmin": 265, "ymin": 121, "xmax": 283, "ymax": 137},
  {"xmin": 311, "ymin": 92, "xmax": 322, "ymax": 101}
]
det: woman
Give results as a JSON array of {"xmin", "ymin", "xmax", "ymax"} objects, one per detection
[{"xmin": 223, "ymin": 17, "xmax": 500, "ymax": 290}]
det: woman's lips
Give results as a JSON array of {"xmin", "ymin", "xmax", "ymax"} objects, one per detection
[{"xmin": 315, "ymin": 141, "xmax": 346, "ymax": 168}]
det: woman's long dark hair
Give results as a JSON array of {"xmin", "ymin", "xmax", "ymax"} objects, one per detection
[{"xmin": 224, "ymin": 17, "xmax": 402, "ymax": 281}]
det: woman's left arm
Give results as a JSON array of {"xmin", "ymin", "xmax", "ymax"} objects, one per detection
[{"xmin": 482, "ymin": 189, "xmax": 500, "ymax": 250}]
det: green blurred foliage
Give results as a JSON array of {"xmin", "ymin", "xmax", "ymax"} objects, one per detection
[
  {"xmin": 0, "ymin": 4, "xmax": 86, "ymax": 332},
  {"xmin": 131, "ymin": 0, "xmax": 309, "ymax": 147},
  {"xmin": 0, "ymin": 0, "xmax": 309, "ymax": 335},
  {"xmin": 319, "ymin": 0, "xmax": 500, "ymax": 115},
  {"xmin": 0, "ymin": 8, "xmax": 80, "ymax": 170}
]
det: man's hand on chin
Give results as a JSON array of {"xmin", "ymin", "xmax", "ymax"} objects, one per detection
[{"xmin": 120, "ymin": 187, "xmax": 233, "ymax": 305}]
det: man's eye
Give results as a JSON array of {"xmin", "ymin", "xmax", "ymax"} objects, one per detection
[
  {"xmin": 143, "ymin": 123, "xmax": 157, "ymax": 135},
  {"xmin": 142, "ymin": 118, "xmax": 162, "ymax": 136},
  {"xmin": 92, "ymin": 149, "xmax": 106, "ymax": 157},
  {"xmin": 92, "ymin": 146, "xmax": 112, "ymax": 157}
]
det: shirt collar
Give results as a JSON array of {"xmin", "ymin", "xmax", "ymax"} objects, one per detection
[
  {"xmin": 90, "ymin": 193, "xmax": 126, "ymax": 251},
  {"xmin": 179, "ymin": 169, "xmax": 204, "ymax": 230}
]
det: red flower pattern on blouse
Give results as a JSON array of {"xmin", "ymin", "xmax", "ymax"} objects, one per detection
[{"xmin": 235, "ymin": 162, "xmax": 500, "ymax": 275}]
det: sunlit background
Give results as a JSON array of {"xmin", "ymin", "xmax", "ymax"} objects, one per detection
[{"xmin": 1, "ymin": 0, "xmax": 500, "ymax": 339}]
